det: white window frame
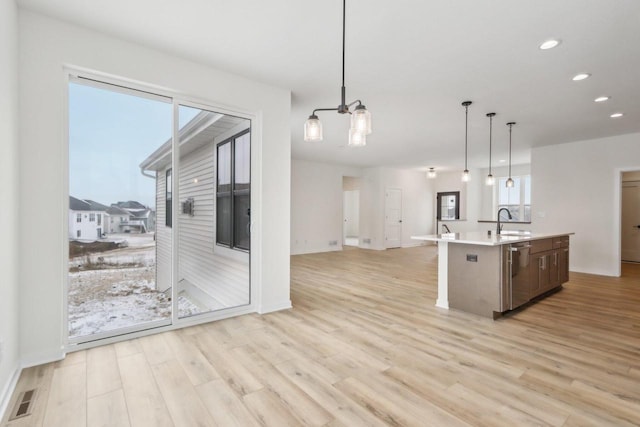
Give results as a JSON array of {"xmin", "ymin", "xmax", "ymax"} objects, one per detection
[{"xmin": 494, "ymin": 174, "xmax": 531, "ymax": 222}]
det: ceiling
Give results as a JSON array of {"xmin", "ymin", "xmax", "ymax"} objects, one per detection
[{"xmin": 17, "ymin": 0, "xmax": 640, "ymax": 171}]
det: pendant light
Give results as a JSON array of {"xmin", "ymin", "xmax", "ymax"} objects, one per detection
[
  {"xmin": 427, "ymin": 167, "xmax": 437, "ymax": 179},
  {"xmin": 461, "ymin": 101, "xmax": 472, "ymax": 182},
  {"xmin": 303, "ymin": 0, "xmax": 372, "ymax": 146},
  {"xmin": 486, "ymin": 113, "xmax": 496, "ymax": 186},
  {"xmin": 506, "ymin": 122, "xmax": 516, "ymax": 188}
]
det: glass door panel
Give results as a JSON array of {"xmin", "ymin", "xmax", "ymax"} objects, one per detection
[
  {"xmin": 68, "ymin": 78, "xmax": 172, "ymax": 341},
  {"xmin": 176, "ymin": 105, "xmax": 251, "ymax": 318}
]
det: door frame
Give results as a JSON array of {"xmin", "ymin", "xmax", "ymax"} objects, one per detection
[{"xmin": 619, "ymin": 169, "xmax": 640, "ymax": 267}]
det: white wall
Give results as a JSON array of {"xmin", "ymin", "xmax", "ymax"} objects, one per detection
[
  {"xmin": 291, "ymin": 159, "xmax": 361, "ymax": 254},
  {"xmin": 18, "ymin": 10, "xmax": 291, "ymax": 364},
  {"xmin": 291, "ymin": 161, "xmax": 433, "ymax": 254},
  {"xmin": 0, "ymin": 0, "xmax": 20, "ymax": 417},
  {"xmin": 378, "ymin": 168, "xmax": 433, "ymax": 248},
  {"xmin": 431, "ymin": 165, "xmax": 531, "ymax": 235},
  {"xmin": 532, "ymin": 132, "xmax": 640, "ymax": 276}
]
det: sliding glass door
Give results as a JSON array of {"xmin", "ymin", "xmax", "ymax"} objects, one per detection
[{"xmin": 68, "ymin": 76, "xmax": 252, "ymax": 343}]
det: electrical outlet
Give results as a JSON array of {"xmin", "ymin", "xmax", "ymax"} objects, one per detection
[{"xmin": 329, "ymin": 240, "xmax": 338, "ymax": 246}]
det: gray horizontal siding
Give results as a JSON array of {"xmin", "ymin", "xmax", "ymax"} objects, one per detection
[{"xmin": 154, "ymin": 143, "xmax": 249, "ymax": 311}]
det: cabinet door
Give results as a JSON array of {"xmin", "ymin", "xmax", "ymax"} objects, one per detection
[
  {"xmin": 559, "ymin": 247, "xmax": 569, "ymax": 284},
  {"xmin": 549, "ymin": 250, "xmax": 560, "ymax": 290},
  {"xmin": 530, "ymin": 253, "xmax": 547, "ymax": 297}
]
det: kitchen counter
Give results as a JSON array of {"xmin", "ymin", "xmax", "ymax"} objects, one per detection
[
  {"xmin": 412, "ymin": 231, "xmax": 574, "ymax": 318},
  {"xmin": 411, "ymin": 231, "xmax": 574, "ymax": 246}
]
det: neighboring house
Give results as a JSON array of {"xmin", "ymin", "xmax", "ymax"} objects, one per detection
[
  {"xmin": 105, "ymin": 205, "xmax": 131, "ymax": 234},
  {"xmin": 139, "ymin": 111, "xmax": 251, "ymax": 307},
  {"xmin": 113, "ymin": 200, "xmax": 155, "ymax": 233},
  {"xmin": 68, "ymin": 196, "xmax": 109, "ymax": 241}
]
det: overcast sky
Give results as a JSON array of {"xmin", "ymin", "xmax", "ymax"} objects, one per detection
[{"xmin": 69, "ymin": 82, "xmax": 198, "ymax": 207}]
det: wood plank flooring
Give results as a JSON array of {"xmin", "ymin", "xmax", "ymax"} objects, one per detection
[{"xmin": 3, "ymin": 246, "xmax": 640, "ymax": 426}]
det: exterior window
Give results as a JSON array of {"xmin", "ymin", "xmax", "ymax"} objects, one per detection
[
  {"xmin": 89, "ymin": 213, "xmax": 96, "ymax": 222},
  {"xmin": 216, "ymin": 130, "xmax": 250, "ymax": 251},
  {"xmin": 166, "ymin": 169, "xmax": 172, "ymax": 227},
  {"xmin": 77, "ymin": 230, "xmax": 81, "ymax": 238},
  {"xmin": 76, "ymin": 213, "xmax": 81, "ymax": 223},
  {"xmin": 97, "ymin": 214, "xmax": 101, "ymax": 226},
  {"xmin": 120, "ymin": 217, "xmax": 125, "ymax": 223},
  {"xmin": 437, "ymin": 191, "xmax": 460, "ymax": 220},
  {"xmin": 497, "ymin": 175, "xmax": 531, "ymax": 221}
]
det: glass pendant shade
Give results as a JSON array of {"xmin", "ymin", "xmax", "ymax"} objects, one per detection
[
  {"xmin": 462, "ymin": 169, "xmax": 470, "ymax": 182},
  {"xmin": 506, "ymin": 177, "xmax": 514, "ymax": 188},
  {"xmin": 351, "ymin": 105, "xmax": 372, "ymax": 135},
  {"xmin": 427, "ymin": 168, "xmax": 437, "ymax": 179},
  {"xmin": 486, "ymin": 174, "xmax": 495, "ymax": 186},
  {"xmin": 348, "ymin": 128, "xmax": 366, "ymax": 147},
  {"xmin": 304, "ymin": 115, "xmax": 323, "ymax": 142}
]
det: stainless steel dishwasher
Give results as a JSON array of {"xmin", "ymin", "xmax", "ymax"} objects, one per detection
[{"xmin": 508, "ymin": 242, "xmax": 531, "ymax": 309}]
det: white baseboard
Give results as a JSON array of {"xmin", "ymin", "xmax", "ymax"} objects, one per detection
[
  {"xmin": 259, "ymin": 300, "xmax": 292, "ymax": 314},
  {"xmin": 0, "ymin": 363, "xmax": 21, "ymax": 422}
]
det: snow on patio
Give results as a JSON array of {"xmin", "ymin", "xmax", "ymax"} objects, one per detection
[{"xmin": 68, "ymin": 233, "xmax": 200, "ymax": 338}]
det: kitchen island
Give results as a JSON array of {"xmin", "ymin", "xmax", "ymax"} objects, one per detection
[{"xmin": 412, "ymin": 231, "xmax": 573, "ymax": 318}]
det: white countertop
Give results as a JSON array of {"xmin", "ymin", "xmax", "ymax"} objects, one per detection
[{"xmin": 411, "ymin": 231, "xmax": 574, "ymax": 246}]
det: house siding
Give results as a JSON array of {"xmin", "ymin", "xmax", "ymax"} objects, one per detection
[
  {"xmin": 68, "ymin": 210, "xmax": 103, "ymax": 241},
  {"xmin": 156, "ymin": 169, "xmax": 172, "ymax": 292},
  {"xmin": 156, "ymin": 143, "xmax": 249, "ymax": 307}
]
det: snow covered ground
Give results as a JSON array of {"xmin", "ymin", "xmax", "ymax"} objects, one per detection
[{"xmin": 68, "ymin": 232, "xmax": 200, "ymax": 338}]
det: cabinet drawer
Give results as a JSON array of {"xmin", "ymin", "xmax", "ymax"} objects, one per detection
[
  {"xmin": 553, "ymin": 236, "xmax": 570, "ymax": 248},
  {"xmin": 530, "ymin": 238, "xmax": 552, "ymax": 254}
]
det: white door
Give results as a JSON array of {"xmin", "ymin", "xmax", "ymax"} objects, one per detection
[
  {"xmin": 343, "ymin": 190, "xmax": 359, "ymax": 245},
  {"xmin": 622, "ymin": 181, "xmax": 640, "ymax": 262},
  {"xmin": 385, "ymin": 188, "xmax": 402, "ymax": 248}
]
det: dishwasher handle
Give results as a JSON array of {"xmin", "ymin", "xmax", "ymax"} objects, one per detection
[{"xmin": 510, "ymin": 244, "xmax": 532, "ymax": 252}]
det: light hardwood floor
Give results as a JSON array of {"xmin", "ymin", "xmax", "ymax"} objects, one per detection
[{"xmin": 3, "ymin": 246, "xmax": 640, "ymax": 426}]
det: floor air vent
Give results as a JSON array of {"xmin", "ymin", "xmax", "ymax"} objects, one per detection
[{"xmin": 9, "ymin": 389, "xmax": 37, "ymax": 421}]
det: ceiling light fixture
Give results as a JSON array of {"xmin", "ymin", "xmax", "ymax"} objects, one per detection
[
  {"xmin": 427, "ymin": 168, "xmax": 437, "ymax": 179},
  {"xmin": 461, "ymin": 101, "xmax": 472, "ymax": 182},
  {"xmin": 486, "ymin": 112, "xmax": 496, "ymax": 186},
  {"xmin": 303, "ymin": 0, "xmax": 371, "ymax": 146},
  {"xmin": 572, "ymin": 73, "xmax": 591, "ymax": 81},
  {"xmin": 610, "ymin": 112, "xmax": 624, "ymax": 118},
  {"xmin": 539, "ymin": 39, "xmax": 561, "ymax": 50},
  {"xmin": 506, "ymin": 122, "xmax": 516, "ymax": 188},
  {"xmin": 594, "ymin": 96, "xmax": 610, "ymax": 102}
]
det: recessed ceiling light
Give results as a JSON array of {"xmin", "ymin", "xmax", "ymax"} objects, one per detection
[
  {"xmin": 572, "ymin": 73, "xmax": 591, "ymax": 81},
  {"xmin": 499, "ymin": 159, "xmax": 506, "ymax": 163},
  {"xmin": 610, "ymin": 113, "xmax": 624, "ymax": 118},
  {"xmin": 539, "ymin": 39, "xmax": 560, "ymax": 50},
  {"xmin": 594, "ymin": 96, "xmax": 610, "ymax": 102}
]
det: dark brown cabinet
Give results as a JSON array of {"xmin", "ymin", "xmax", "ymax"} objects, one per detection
[
  {"xmin": 531, "ymin": 252, "xmax": 550, "ymax": 297},
  {"xmin": 530, "ymin": 236, "xmax": 570, "ymax": 299}
]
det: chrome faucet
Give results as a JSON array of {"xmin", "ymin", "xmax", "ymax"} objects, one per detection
[{"xmin": 496, "ymin": 208, "xmax": 512, "ymax": 235}]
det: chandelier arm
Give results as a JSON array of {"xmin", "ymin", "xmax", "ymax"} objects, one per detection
[
  {"xmin": 346, "ymin": 99, "xmax": 362, "ymax": 109},
  {"xmin": 312, "ymin": 107, "xmax": 340, "ymax": 115}
]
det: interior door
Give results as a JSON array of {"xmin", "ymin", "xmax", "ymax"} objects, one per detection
[
  {"xmin": 622, "ymin": 181, "xmax": 640, "ymax": 262},
  {"xmin": 385, "ymin": 188, "xmax": 402, "ymax": 248},
  {"xmin": 343, "ymin": 190, "xmax": 359, "ymax": 244}
]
